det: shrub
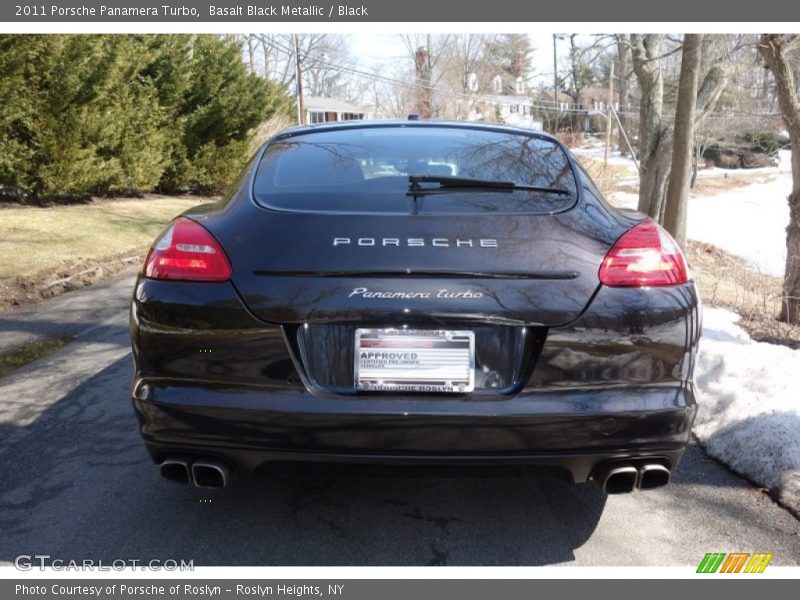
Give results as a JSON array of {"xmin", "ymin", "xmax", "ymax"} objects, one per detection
[
  {"xmin": 161, "ymin": 35, "xmax": 292, "ymax": 193},
  {"xmin": 703, "ymin": 131, "xmax": 781, "ymax": 170},
  {"xmin": 0, "ymin": 34, "xmax": 292, "ymax": 201},
  {"xmin": 185, "ymin": 140, "xmax": 251, "ymax": 193}
]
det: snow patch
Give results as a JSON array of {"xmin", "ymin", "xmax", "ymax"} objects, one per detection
[
  {"xmin": 572, "ymin": 145, "xmax": 639, "ymax": 170},
  {"xmin": 695, "ymin": 308, "xmax": 800, "ymax": 512},
  {"xmin": 686, "ymin": 175, "xmax": 791, "ymax": 277},
  {"xmin": 575, "ymin": 139, "xmax": 793, "ymax": 276},
  {"xmin": 603, "ymin": 157, "xmax": 792, "ymax": 277}
]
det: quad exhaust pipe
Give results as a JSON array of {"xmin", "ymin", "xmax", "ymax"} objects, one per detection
[
  {"xmin": 158, "ymin": 456, "xmax": 231, "ymax": 488},
  {"xmin": 594, "ymin": 463, "xmax": 639, "ymax": 494},
  {"xmin": 191, "ymin": 458, "xmax": 231, "ymax": 489},
  {"xmin": 637, "ymin": 463, "xmax": 671, "ymax": 490},
  {"xmin": 593, "ymin": 462, "xmax": 671, "ymax": 494},
  {"xmin": 160, "ymin": 456, "xmax": 670, "ymax": 493},
  {"xmin": 159, "ymin": 456, "xmax": 192, "ymax": 484}
]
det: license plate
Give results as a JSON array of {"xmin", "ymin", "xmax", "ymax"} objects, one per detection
[{"xmin": 354, "ymin": 329, "xmax": 475, "ymax": 393}]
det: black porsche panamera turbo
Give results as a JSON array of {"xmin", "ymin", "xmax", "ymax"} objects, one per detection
[{"xmin": 130, "ymin": 120, "xmax": 700, "ymax": 493}]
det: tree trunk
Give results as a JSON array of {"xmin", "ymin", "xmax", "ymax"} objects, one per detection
[
  {"xmin": 632, "ymin": 35, "xmax": 729, "ymax": 225},
  {"xmin": 568, "ymin": 35, "xmax": 584, "ymax": 133},
  {"xmin": 759, "ymin": 34, "xmax": 800, "ymax": 324},
  {"xmin": 246, "ymin": 35, "xmax": 257, "ymax": 75},
  {"xmin": 616, "ymin": 34, "xmax": 631, "ymax": 157},
  {"xmin": 664, "ymin": 35, "xmax": 703, "ymax": 250},
  {"xmin": 695, "ymin": 62, "xmax": 729, "ymax": 125},
  {"xmin": 690, "ymin": 143, "xmax": 702, "ymax": 189},
  {"xmin": 260, "ymin": 38, "xmax": 270, "ymax": 79},
  {"xmin": 632, "ymin": 34, "xmax": 673, "ymax": 220}
]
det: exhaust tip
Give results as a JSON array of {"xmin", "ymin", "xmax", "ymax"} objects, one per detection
[
  {"xmin": 638, "ymin": 464, "xmax": 671, "ymax": 490},
  {"xmin": 159, "ymin": 458, "xmax": 190, "ymax": 484},
  {"xmin": 191, "ymin": 459, "xmax": 230, "ymax": 489},
  {"xmin": 593, "ymin": 463, "xmax": 638, "ymax": 494},
  {"xmin": 604, "ymin": 466, "xmax": 638, "ymax": 494}
]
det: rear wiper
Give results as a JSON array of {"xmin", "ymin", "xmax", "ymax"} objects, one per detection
[{"xmin": 407, "ymin": 174, "xmax": 570, "ymax": 197}]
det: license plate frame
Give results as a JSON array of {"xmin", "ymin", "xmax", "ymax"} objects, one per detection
[{"xmin": 354, "ymin": 328, "xmax": 475, "ymax": 393}]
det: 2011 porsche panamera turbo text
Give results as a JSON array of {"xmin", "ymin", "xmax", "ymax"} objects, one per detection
[{"xmin": 129, "ymin": 120, "xmax": 700, "ymax": 493}]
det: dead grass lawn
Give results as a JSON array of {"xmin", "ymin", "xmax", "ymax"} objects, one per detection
[{"xmin": 0, "ymin": 194, "xmax": 211, "ymax": 311}]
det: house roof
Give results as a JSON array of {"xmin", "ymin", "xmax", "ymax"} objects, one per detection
[
  {"xmin": 304, "ymin": 96, "xmax": 365, "ymax": 114},
  {"xmin": 535, "ymin": 90, "xmax": 575, "ymax": 105},
  {"xmin": 484, "ymin": 94, "xmax": 533, "ymax": 104},
  {"xmin": 578, "ymin": 86, "xmax": 612, "ymax": 105}
]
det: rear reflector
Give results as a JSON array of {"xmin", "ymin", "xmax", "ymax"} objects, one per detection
[
  {"xmin": 599, "ymin": 220, "xmax": 688, "ymax": 287},
  {"xmin": 143, "ymin": 217, "xmax": 231, "ymax": 282}
]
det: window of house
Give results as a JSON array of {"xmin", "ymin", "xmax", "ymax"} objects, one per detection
[{"xmin": 492, "ymin": 75, "xmax": 502, "ymax": 93}]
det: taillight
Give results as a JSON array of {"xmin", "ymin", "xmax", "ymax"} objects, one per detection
[
  {"xmin": 143, "ymin": 217, "xmax": 231, "ymax": 282},
  {"xmin": 599, "ymin": 220, "xmax": 688, "ymax": 287}
]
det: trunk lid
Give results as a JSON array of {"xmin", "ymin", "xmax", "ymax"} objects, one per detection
[{"xmin": 198, "ymin": 201, "xmax": 627, "ymax": 327}]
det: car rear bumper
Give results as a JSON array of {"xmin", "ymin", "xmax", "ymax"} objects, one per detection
[{"xmin": 132, "ymin": 379, "xmax": 696, "ymax": 483}]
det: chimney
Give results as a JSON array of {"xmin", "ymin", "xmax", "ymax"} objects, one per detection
[
  {"xmin": 512, "ymin": 50, "xmax": 525, "ymax": 78},
  {"xmin": 414, "ymin": 46, "xmax": 432, "ymax": 118}
]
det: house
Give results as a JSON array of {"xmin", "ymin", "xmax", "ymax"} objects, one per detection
[
  {"xmin": 461, "ymin": 72, "xmax": 543, "ymax": 130},
  {"xmin": 577, "ymin": 85, "xmax": 616, "ymax": 114},
  {"xmin": 304, "ymin": 96, "xmax": 368, "ymax": 124},
  {"xmin": 576, "ymin": 86, "xmax": 645, "ymax": 133},
  {"xmin": 536, "ymin": 90, "xmax": 577, "ymax": 113},
  {"xmin": 532, "ymin": 90, "xmax": 578, "ymax": 132},
  {"xmin": 482, "ymin": 94, "xmax": 543, "ymax": 130},
  {"xmin": 488, "ymin": 73, "xmax": 528, "ymax": 96}
]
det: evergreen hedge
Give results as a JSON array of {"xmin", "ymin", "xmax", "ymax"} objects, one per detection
[{"xmin": 0, "ymin": 34, "xmax": 292, "ymax": 202}]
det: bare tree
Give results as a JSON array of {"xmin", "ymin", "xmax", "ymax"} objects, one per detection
[
  {"xmin": 615, "ymin": 34, "xmax": 633, "ymax": 156},
  {"xmin": 632, "ymin": 34, "xmax": 732, "ymax": 221},
  {"xmin": 260, "ymin": 36, "xmax": 270, "ymax": 79},
  {"xmin": 690, "ymin": 36, "xmax": 758, "ymax": 186},
  {"xmin": 559, "ymin": 34, "xmax": 616, "ymax": 132},
  {"xmin": 254, "ymin": 34, "xmax": 352, "ymax": 95},
  {"xmin": 439, "ymin": 34, "xmax": 500, "ymax": 119},
  {"xmin": 759, "ymin": 34, "xmax": 800, "ymax": 324},
  {"xmin": 301, "ymin": 35, "xmax": 352, "ymax": 97},
  {"xmin": 400, "ymin": 34, "xmax": 453, "ymax": 118},
  {"xmin": 631, "ymin": 34, "xmax": 674, "ymax": 220},
  {"xmin": 664, "ymin": 34, "xmax": 703, "ymax": 249},
  {"xmin": 243, "ymin": 35, "xmax": 258, "ymax": 75}
]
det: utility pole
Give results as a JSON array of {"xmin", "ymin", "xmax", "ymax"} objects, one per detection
[
  {"xmin": 610, "ymin": 106, "xmax": 639, "ymax": 172},
  {"xmin": 552, "ymin": 34, "xmax": 559, "ymax": 134},
  {"xmin": 605, "ymin": 61, "xmax": 614, "ymax": 167},
  {"xmin": 292, "ymin": 33, "xmax": 304, "ymax": 125}
]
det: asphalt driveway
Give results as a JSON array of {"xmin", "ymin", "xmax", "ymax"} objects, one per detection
[{"xmin": 1, "ymin": 272, "xmax": 798, "ymax": 566}]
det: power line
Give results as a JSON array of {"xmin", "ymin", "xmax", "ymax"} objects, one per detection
[
  {"xmin": 252, "ymin": 34, "xmax": 784, "ymax": 123},
  {"xmin": 255, "ymin": 34, "xmax": 600, "ymax": 115}
]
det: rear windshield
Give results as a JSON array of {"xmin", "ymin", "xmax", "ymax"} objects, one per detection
[{"xmin": 253, "ymin": 125, "xmax": 578, "ymax": 214}]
